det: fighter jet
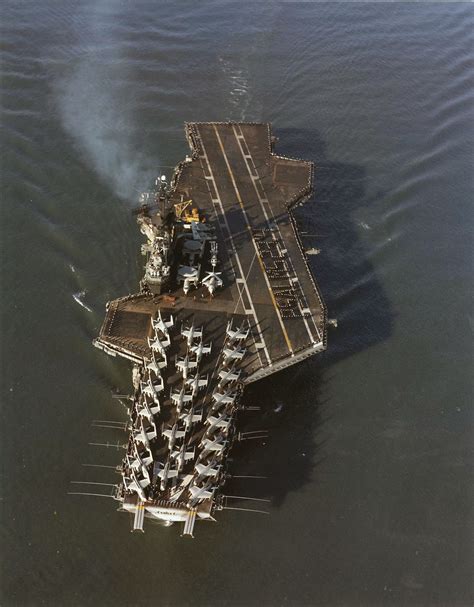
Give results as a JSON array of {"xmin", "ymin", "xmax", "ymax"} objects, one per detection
[
  {"xmin": 140, "ymin": 376, "xmax": 164, "ymax": 398},
  {"xmin": 175, "ymin": 354, "xmax": 198, "ymax": 379},
  {"xmin": 186, "ymin": 373, "xmax": 208, "ymax": 397},
  {"xmin": 212, "ymin": 389, "xmax": 238, "ymax": 408},
  {"xmin": 200, "ymin": 436, "xmax": 227, "ymax": 453},
  {"xmin": 195, "ymin": 461, "xmax": 222, "ymax": 479},
  {"xmin": 190, "ymin": 340, "xmax": 211, "ymax": 363},
  {"xmin": 134, "ymin": 416, "xmax": 157, "ymax": 445},
  {"xmin": 188, "ymin": 482, "xmax": 216, "ymax": 503},
  {"xmin": 157, "ymin": 461, "xmax": 179, "ymax": 491},
  {"xmin": 152, "ymin": 310, "xmax": 174, "ymax": 337},
  {"xmin": 148, "ymin": 334, "xmax": 168, "ymax": 357},
  {"xmin": 162, "ymin": 423, "xmax": 186, "ymax": 451},
  {"xmin": 226, "ymin": 321, "xmax": 249, "ymax": 342},
  {"xmin": 152, "ymin": 328, "xmax": 171, "ymax": 349},
  {"xmin": 146, "ymin": 352, "xmax": 167, "ymax": 376},
  {"xmin": 179, "ymin": 408, "xmax": 203, "ymax": 432},
  {"xmin": 131, "ymin": 439, "xmax": 153, "ymax": 467},
  {"xmin": 171, "ymin": 444, "xmax": 195, "ymax": 471},
  {"xmin": 137, "ymin": 397, "xmax": 160, "ymax": 421},
  {"xmin": 171, "ymin": 387, "xmax": 193, "ymax": 413},
  {"xmin": 126, "ymin": 451, "xmax": 144, "ymax": 474},
  {"xmin": 181, "ymin": 322, "xmax": 203, "ymax": 347},
  {"xmin": 218, "ymin": 365, "xmax": 241, "ymax": 388},
  {"xmin": 124, "ymin": 468, "xmax": 150, "ymax": 502},
  {"xmin": 201, "ymin": 271, "xmax": 223, "ymax": 297},
  {"xmin": 222, "ymin": 346, "xmax": 246, "ymax": 362},
  {"xmin": 206, "ymin": 412, "xmax": 232, "ymax": 431}
]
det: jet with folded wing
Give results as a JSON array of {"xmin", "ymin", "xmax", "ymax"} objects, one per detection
[{"xmin": 152, "ymin": 310, "xmax": 174, "ymax": 337}]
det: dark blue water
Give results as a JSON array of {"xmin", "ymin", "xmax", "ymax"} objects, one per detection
[{"xmin": 1, "ymin": 3, "xmax": 472, "ymax": 605}]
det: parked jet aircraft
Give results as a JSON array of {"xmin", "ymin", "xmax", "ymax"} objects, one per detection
[
  {"xmin": 162, "ymin": 423, "xmax": 186, "ymax": 451},
  {"xmin": 141, "ymin": 376, "xmax": 164, "ymax": 398},
  {"xmin": 200, "ymin": 436, "xmax": 227, "ymax": 453},
  {"xmin": 134, "ymin": 417, "xmax": 157, "ymax": 445},
  {"xmin": 212, "ymin": 390, "xmax": 238, "ymax": 407},
  {"xmin": 186, "ymin": 373, "xmax": 208, "ymax": 397},
  {"xmin": 152, "ymin": 310, "xmax": 174, "ymax": 337},
  {"xmin": 158, "ymin": 461, "xmax": 179, "ymax": 491},
  {"xmin": 181, "ymin": 322, "xmax": 203, "ymax": 347},
  {"xmin": 131, "ymin": 439, "xmax": 153, "ymax": 467},
  {"xmin": 148, "ymin": 335, "xmax": 168, "ymax": 357},
  {"xmin": 201, "ymin": 271, "xmax": 223, "ymax": 297},
  {"xmin": 146, "ymin": 353, "xmax": 167, "ymax": 375},
  {"xmin": 171, "ymin": 444, "xmax": 195, "ymax": 471},
  {"xmin": 137, "ymin": 397, "xmax": 160, "ymax": 421},
  {"xmin": 218, "ymin": 366, "xmax": 241, "ymax": 388},
  {"xmin": 206, "ymin": 412, "xmax": 232, "ymax": 430},
  {"xmin": 222, "ymin": 346, "xmax": 246, "ymax": 362},
  {"xmin": 179, "ymin": 408, "xmax": 203, "ymax": 432},
  {"xmin": 171, "ymin": 387, "xmax": 193, "ymax": 412},
  {"xmin": 195, "ymin": 461, "xmax": 221, "ymax": 479},
  {"xmin": 176, "ymin": 354, "xmax": 198, "ymax": 379},
  {"xmin": 124, "ymin": 468, "xmax": 150, "ymax": 501},
  {"xmin": 190, "ymin": 340, "xmax": 211, "ymax": 362},
  {"xmin": 125, "ymin": 452, "xmax": 150, "ymax": 483},
  {"xmin": 188, "ymin": 483, "xmax": 216, "ymax": 502},
  {"xmin": 226, "ymin": 321, "xmax": 249, "ymax": 342}
]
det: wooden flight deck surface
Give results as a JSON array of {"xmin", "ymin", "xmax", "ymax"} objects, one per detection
[{"xmin": 96, "ymin": 122, "xmax": 327, "ymax": 383}]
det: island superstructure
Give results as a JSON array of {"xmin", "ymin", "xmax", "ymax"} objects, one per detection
[{"xmin": 94, "ymin": 122, "xmax": 328, "ymax": 536}]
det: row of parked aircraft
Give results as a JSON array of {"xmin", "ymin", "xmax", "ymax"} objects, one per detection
[
  {"xmin": 122, "ymin": 310, "xmax": 176, "ymax": 500},
  {"xmin": 123, "ymin": 314, "xmax": 251, "ymax": 506},
  {"xmin": 185, "ymin": 320, "xmax": 251, "ymax": 505}
]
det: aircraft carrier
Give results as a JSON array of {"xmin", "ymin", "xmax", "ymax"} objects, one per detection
[{"xmin": 93, "ymin": 122, "xmax": 328, "ymax": 536}]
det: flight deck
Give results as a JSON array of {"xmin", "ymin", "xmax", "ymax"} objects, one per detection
[{"xmin": 96, "ymin": 122, "xmax": 327, "ymax": 382}]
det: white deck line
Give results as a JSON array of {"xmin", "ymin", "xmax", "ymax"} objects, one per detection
[
  {"xmin": 231, "ymin": 124, "xmax": 321, "ymax": 344},
  {"xmin": 197, "ymin": 134, "xmax": 271, "ymax": 367}
]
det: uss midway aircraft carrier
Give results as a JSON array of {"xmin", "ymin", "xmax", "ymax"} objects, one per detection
[{"xmin": 92, "ymin": 122, "xmax": 328, "ymax": 536}]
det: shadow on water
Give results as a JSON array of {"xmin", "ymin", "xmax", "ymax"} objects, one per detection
[{"xmin": 226, "ymin": 128, "xmax": 394, "ymax": 508}]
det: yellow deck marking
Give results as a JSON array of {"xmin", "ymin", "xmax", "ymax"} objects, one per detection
[{"xmin": 212, "ymin": 124, "xmax": 294, "ymax": 354}]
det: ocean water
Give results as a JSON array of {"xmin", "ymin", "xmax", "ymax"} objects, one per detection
[{"xmin": 1, "ymin": 2, "xmax": 472, "ymax": 606}]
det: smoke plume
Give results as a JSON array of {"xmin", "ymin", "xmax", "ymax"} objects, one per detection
[{"xmin": 56, "ymin": 3, "xmax": 157, "ymax": 202}]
